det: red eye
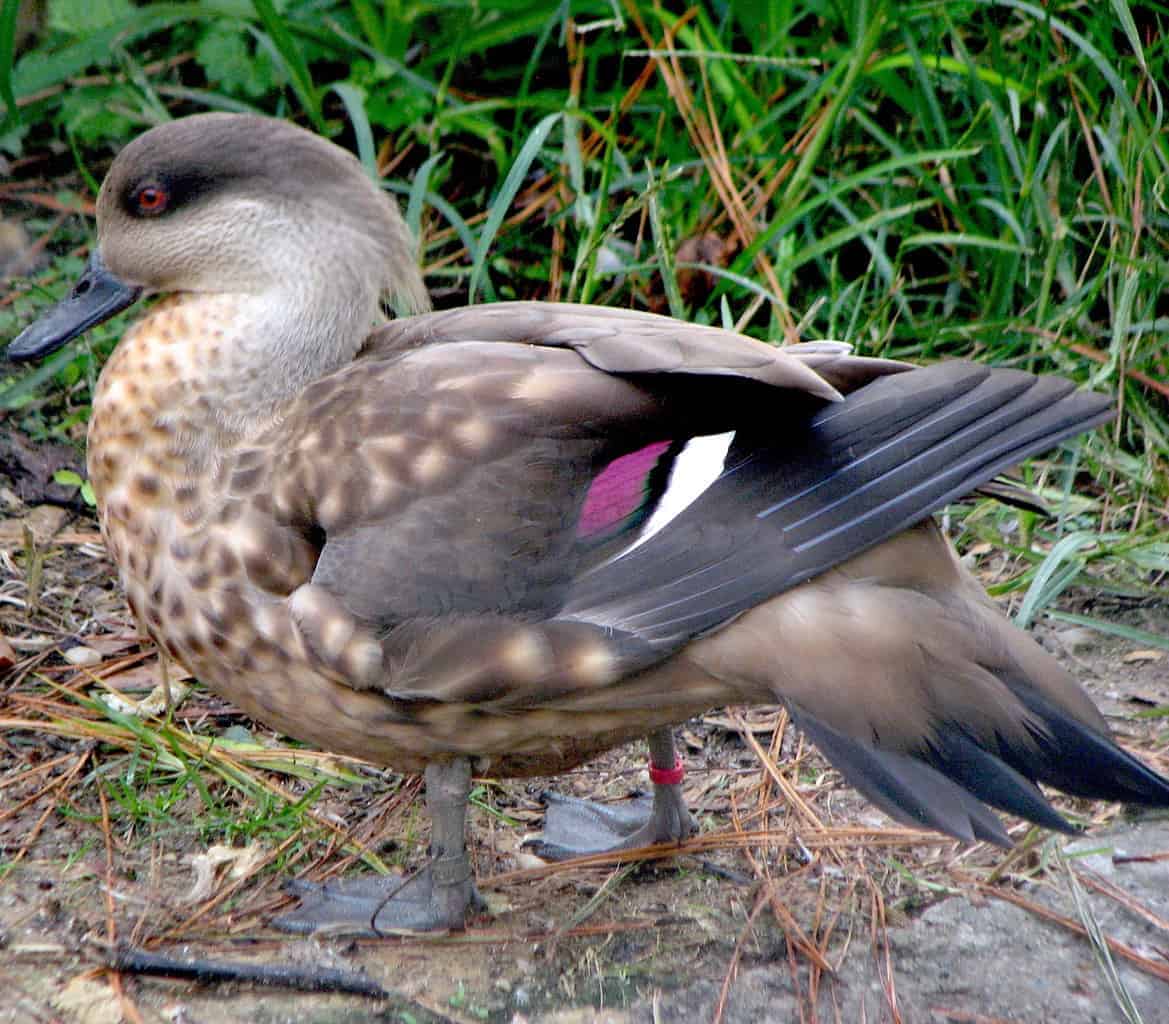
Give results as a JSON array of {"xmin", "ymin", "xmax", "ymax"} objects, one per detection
[{"xmin": 134, "ymin": 184, "xmax": 169, "ymax": 215}]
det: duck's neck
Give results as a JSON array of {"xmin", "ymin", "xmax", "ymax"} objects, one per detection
[{"xmin": 88, "ymin": 282, "xmax": 378, "ymax": 504}]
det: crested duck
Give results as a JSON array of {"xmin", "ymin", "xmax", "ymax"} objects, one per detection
[{"xmin": 9, "ymin": 113, "xmax": 1169, "ymax": 934}]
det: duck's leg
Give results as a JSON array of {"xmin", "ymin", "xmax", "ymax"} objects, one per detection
[
  {"xmin": 525, "ymin": 728, "xmax": 697, "ymax": 860},
  {"xmin": 272, "ymin": 758, "xmax": 484, "ymax": 935}
]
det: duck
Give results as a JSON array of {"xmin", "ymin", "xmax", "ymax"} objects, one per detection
[{"xmin": 9, "ymin": 112, "xmax": 1169, "ymax": 935}]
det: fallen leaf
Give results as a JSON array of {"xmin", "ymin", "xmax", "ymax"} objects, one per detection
[
  {"xmin": 186, "ymin": 843, "xmax": 266, "ymax": 902},
  {"xmin": 0, "ymin": 217, "xmax": 32, "ymax": 277},
  {"xmin": 1055, "ymin": 627, "xmax": 1097, "ymax": 653},
  {"xmin": 646, "ymin": 232, "xmax": 729, "ymax": 314},
  {"xmin": 538, "ymin": 1008, "xmax": 632, "ymax": 1024},
  {"xmin": 101, "ymin": 678, "xmax": 192, "ymax": 717},
  {"xmin": 514, "ymin": 850, "xmax": 547, "ymax": 871},
  {"xmin": 676, "ymin": 232, "xmax": 728, "ymax": 306},
  {"xmin": 703, "ymin": 707, "xmax": 787, "ymax": 734},
  {"xmin": 0, "ymin": 504, "xmax": 69, "ymax": 547},
  {"xmin": 1122, "ymin": 650, "xmax": 1164, "ymax": 664},
  {"xmin": 0, "ymin": 432, "xmax": 85, "ymax": 511},
  {"xmin": 81, "ymin": 635, "xmax": 141, "ymax": 657}
]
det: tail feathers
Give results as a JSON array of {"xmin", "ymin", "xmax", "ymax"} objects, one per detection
[
  {"xmin": 923, "ymin": 727, "xmax": 1075, "ymax": 834},
  {"xmin": 1005, "ymin": 684, "xmax": 1169, "ymax": 806},
  {"xmin": 790, "ymin": 682, "xmax": 1169, "ymax": 847},
  {"xmin": 790, "ymin": 709, "xmax": 1016, "ymax": 847},
  {"xmin": 765, "ymin": 370, "xmax": 1109, "ymax": 556}
]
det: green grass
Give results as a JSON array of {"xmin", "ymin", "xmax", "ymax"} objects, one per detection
[
  {"xmin": 0, "ymin": 679, "xmax": 396, "ymax": 886},
  {"xmin": 1, "ymin": 5, "xmax": 1166, "ymax": 633}
]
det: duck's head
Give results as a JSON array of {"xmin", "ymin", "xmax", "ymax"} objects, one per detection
[{"xmin": 8, "ymin": 113, "xmax": 430, "ymax": 364}]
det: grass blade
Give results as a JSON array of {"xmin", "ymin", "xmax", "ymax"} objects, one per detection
[
  {"xmin": 250, "ymin": 0, "xmax": 322, "ymax": 130},
  {"xmin": 0, "ymin": 0, "xmax": 18, "ymax": 129},
  {"xmin": 467, "ymin": 111, "xmax": 561, "ymax": 304},
  {"xmin": 328, "ymin": 81, "xmax": 375, "ymax": 176},
  {"xmin": 1044, "ymin": 612, "xmax": 1169, "ymax": 653},
  {"xmin": 1015, "ymin": 531, "xmax": 1098, "ymax": 629}
]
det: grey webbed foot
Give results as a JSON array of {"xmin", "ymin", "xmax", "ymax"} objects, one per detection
[
  {"xmin": 271, "ymin": 757, "xmax": 480, "ymax": 935},
  {"xmin": 525, "ymin": 781, "xmax": 697, "ymax": 860},
  {"xmin": 273, "ymin": 858, "xmax": 485, "ymax": 935},
  {"xmin": 526, "ymin": 727, "xmax": 696, "ymax": 860}
]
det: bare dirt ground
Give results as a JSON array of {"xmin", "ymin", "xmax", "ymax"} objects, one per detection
[{"xmin": 2, "ymin": 492, "xmax": 1168, "ymax": 1024}]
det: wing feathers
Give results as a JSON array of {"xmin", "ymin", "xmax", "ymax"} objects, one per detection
[
  {"xmin": 372, "ymin": 302, "xmax": 847, "ymax": 401},
  {"xmin": 1004, "ymin": 683, "xmax": 1169, "ymax": 806},
  {"xmin": 380, "ymin": 616, "xmax": 660, "ymax": 707},
  {"xmin": 923, "ymin": 727, "xmax": 1075, "ymax": 833},
  {"xmin": 563, "ymin": 362, "xmax": 1112, "ymax": 647}
]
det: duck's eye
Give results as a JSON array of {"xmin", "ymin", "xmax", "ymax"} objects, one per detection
[{"xmin": 132, "ymin": 183, "xmax": 170, "ymax": 216}]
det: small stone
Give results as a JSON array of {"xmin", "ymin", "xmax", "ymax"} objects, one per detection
[
  {"xmin": 1055, "ymin": 626, "xmax": 1096, "ymax": 652},
  {"xmin": 63, "ymin": 645, "xmax": 102, "ymax": 667}
]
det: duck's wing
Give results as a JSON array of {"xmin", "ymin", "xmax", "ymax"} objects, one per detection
[
  {"xmin": 276, "ymin": 311, "xmax": 1105, "ymax": 687},
  {"xmin": 282, "ymin": 339, "xmax": 840, "ymax": 626},
  {"xmin": 269, "ymin": 310, "xmax": 904, "ymax": 696},
  {"xmin": 559, "ymin": 361, "xmax": 1110, "ymax": 647},
  {"xmin": 287, "ymin": 307, "xmax": 904, "ymax": 641}
]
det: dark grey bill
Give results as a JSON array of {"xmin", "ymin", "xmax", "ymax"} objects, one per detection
[{"xmin": 7, "ymin": 251, "xmax": 142, "ymax": 362}]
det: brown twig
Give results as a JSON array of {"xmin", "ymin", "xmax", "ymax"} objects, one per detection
[
  {"xmin": 4, "ymin": 748, "xmax": 90, "ymax": 869},
  {"xmin": 99, "ymin": 786, "xmax": 145, "ymax": 1024},
  {"xmin": 868, "ymin": 877, "xmax": 902, "ymax": 1024},
  {"xmin": 1072, "ymin": 864, "xmax": 1169, "ymax": 936}
]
